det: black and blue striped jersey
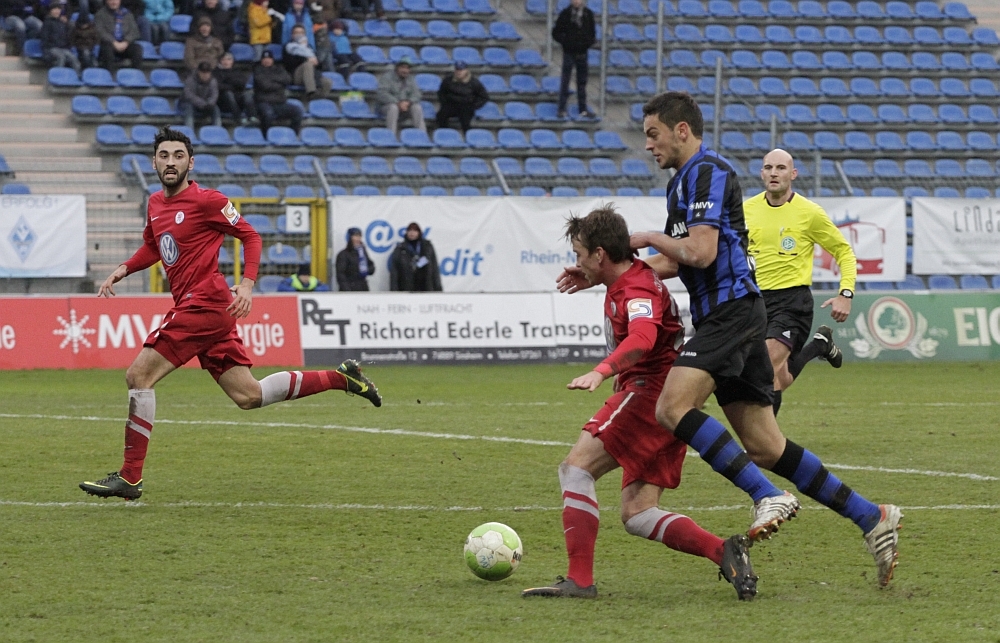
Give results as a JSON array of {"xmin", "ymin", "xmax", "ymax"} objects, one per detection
[{"xmin": 664, "ymin": 145, "xmax": 759, "ymax": 326}]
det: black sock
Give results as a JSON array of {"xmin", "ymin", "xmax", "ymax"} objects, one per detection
[
  {"xmin": 772, "ymin": 390, "xmax": 782, "ymax": 417},
  {"xmin": 789, "ymin": 338, "xmax": 826, "ymax": 378}
]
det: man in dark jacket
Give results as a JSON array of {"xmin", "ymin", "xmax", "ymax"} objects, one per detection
[
  {"xmin": 552, "ymin": 0, "xmax": 595, "ymax": 119},
  {"xmin": 335, "ymin": 227, "xmax": 375, "ymax": 291},
  {"xmin": 181, "ymin": 61, "xmax": 222, "ymax": 128},
  {"xmin": 389, "ymin": 222, "xmax": 442, "ymax": 292},
  {"xmin": 40, "ymin": 2, "xmax": 81, "ymax": 72},
  {"xmin": 193, "ymin": 0, "xmax": 234, "ymax": 49},
  {"xmin": 94, "ymin": 0, "xmax": 142, "ymax": 70},
  {"xmin": 277, "ymin": 263, "xmax": 332, "ymax": 291},
  {"xmin": 215, "ymin": 51, "xmax": 256, "ymax": 125},
  {"xmin": 252, "ymin": 49, "xmax": 304, "ymax": 132},
  {"xmin": 2, "ymin": 0, "xmax": 43, "ymax": 56},
  {"xmin": 435, "ymin": 61, "xmax": 489, "ymax": 133}
]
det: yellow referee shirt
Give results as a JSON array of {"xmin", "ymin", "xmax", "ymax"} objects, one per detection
[{"xmin": 744, "ymin": 191, "xmax": 857, "ymax": 292}]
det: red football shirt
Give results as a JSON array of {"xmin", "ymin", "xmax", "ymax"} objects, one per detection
[
  {"xmin": 124, "ymin": 182, "xmax": 262, "ymax": 307},
  {"xmin": 602, "ymin": 260, "xmax": 683, "ymax": 392}
]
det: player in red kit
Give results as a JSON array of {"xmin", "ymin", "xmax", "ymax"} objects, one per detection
[
  {"xmin": 522, "ymin": 206, "xmax": 757, "ymax": 601},
  {"xmin": 80, "ymin": 127, "xmax": 381, "ymax": 501}
]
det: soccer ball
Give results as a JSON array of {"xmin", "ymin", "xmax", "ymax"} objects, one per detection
[{"xmin": 463, "ymin": 522, "xmax": 523, "ymax": 581}]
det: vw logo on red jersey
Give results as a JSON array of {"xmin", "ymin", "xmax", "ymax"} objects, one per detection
[{"xmin": 159, "ymin": 232, "xmax": 179, "ymax": 266}]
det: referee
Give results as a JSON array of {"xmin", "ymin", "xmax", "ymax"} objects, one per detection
[{"xmin": 745, "ymin": 149, "xmax": 855, "ymax": 417}]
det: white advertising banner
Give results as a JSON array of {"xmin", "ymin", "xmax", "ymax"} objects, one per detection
[
  {"xmin": 328, "ymin": 196, "xmax": 669, "ymax": 293},
  {"xmin": 296, "ymin": 290, "xmax": 691, "ymax": 366},
  {"xmin": 812, "ymin": 197, "xmax": 908, "ymax": 282},
  {"xmin": 911, "ymin": 198, "xmax": 1000, "ymax": 275},
  {"xmin": 0, "ymin": 194, "xmax": 87, "ymax": 277}
]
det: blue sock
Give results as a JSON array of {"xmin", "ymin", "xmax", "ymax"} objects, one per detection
[
  {"xmin": 772, "ymin": 440, "xmax": 882, "ymax": 533},
  {"xmin": 674, "ymin": 409, "xmax": 782, "ymax": 503}
]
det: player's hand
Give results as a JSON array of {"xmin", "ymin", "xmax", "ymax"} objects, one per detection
[
  {"xmin": 821, "ymin": 295, "xmax": 851, "ymax": 323},
  {"xmin": 228, "ymin": 278, "xmax": 254, "ymax": 318},
  {"xmin": 98, "ymin": 264, "xmax": 128, "ymax": 298},
  {"xmin": 629, "ymin": 231, "xmax": 655, "ymax": 250},
  {"xmin": 555, "ymin": 266, "xmax": 592, "ymax": 294},
  {"xmin": 567, "ymin": 370, "xmax": 605, "ymax": 392}
]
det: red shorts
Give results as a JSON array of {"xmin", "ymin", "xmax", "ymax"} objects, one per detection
[
  {"xmin": 144, "ymin": 302, "xmax": 253, "ymax": 381},
  {"xmin": 584, "ymin": 389, "xmax": 686, "ymax": 490}
]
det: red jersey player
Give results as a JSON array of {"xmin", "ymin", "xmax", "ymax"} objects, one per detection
[
  {"xmin": 80, "ymin": 127, "xmax": 381, "ymax": 501},
  {"xmin": 521, "ymin": 206, "xmax": 757, "ymax": 601}
]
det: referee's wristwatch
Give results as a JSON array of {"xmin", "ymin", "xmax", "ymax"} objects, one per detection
[{"xmin": 839, "ymin": 288, "xmax": 854, "ymax": 299}]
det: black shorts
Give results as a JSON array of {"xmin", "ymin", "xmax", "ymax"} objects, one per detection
[
  {"xmin": 762, "ymin": 286, "xmax": 815, "ymax": 356},
  {"xmin": 675, "ymin": 295, "xmax": 774, "ymax": 406}
]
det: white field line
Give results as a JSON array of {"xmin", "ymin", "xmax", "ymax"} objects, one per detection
[
  {"xmin": 2, "ymin": 500, "xmax": 1000, "ymax": 512},
  {"xmin": 1, "ymin": 413, "xmax": 997, "ymax": 481}
]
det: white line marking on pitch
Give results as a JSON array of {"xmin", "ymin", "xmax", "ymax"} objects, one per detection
[
  {"xmin": 2, "ymin": 500, "xmax": 999, "ymax": 512},
  {"xmin": 1, "ymin": 413, "xmax": 996, "ymax": 481}
]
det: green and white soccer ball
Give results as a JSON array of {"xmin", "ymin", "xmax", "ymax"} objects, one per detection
[{"xmin": 463, "ymin": 522, "xmax": 523, "ymax": 581}]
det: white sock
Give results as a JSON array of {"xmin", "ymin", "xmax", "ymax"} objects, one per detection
[
  {"xmin": 624, "ymin": 507, "xmax": 685, "ymax": 541},
  {"xmin": 258, "ymin": 371, "xmax": 295, "ymax": 407}
]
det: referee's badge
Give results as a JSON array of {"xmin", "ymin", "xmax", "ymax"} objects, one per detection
[{"xmin": 780, "ymin": 236, "xmax": 796, "ymax": 251}]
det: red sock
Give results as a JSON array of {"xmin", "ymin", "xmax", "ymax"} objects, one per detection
[
  {"xmin": 294, "ymin": 370, "xmax": 347, "ymax": 398},
  {"xmin": 119, "ymin": 389, "xmax": 155, "ymax": 484},
  {"xmin": 563, "ymin": 494, "xmax": 600, "ymax": 588},
  {"xmin": 660, "ymin": 516, "xmax": 725, "ymax": 565}
]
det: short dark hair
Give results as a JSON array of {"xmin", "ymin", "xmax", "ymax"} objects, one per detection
[
  {"xmin": 153, "ymin": 126, "xmax": 193, "ymax": 157},
  {"xmin": 564, "ymin": 204, "xmax": 633, "ymax": 263},
  {"xmin": 642, "ymin": 91, "xmax": 703, "ymax": 138}
]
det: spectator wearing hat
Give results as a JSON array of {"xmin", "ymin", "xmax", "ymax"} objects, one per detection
[
  {"xmin": 181, "ymin": 60, "xmax": 222, "ymax": 128},
  {"xmin": 40, "ymin": 2, "xmax": 82, "ymax": 73},
  {"xmin": 94, "ymin": 0, "xmax": 142, "ymax": 71},
  {"xmin": 278, "ymin": 263, "xmax": 332, "ymax": 291},
  {"xmin": 376, "ymin": 57, "xmax": 425, "ymax": 136},
  {"xmin": 335, "ymin": 227, "xmax": 375, "ymax": 291},
  {"xmin": 194, "ymin": 0, "xmax": 234, "ymax": 49},
  {"xmin": 552, "ymin": 0, "xmax": 595, "ymax": 118},
  {"xmin": 436, "ymin": 61, "xmax": 489, "ymax": 133},
  {"xmin": 69, "ymin": 12, "xmax": 100, "ymax": 68},
  {"xmin": 143, "ymin": 0, "xmax": 172, "ymax": 44},
  {"xmin": 184, "ymin": 15, "xmax": 224, "ymax": 71},
  {"xmin": 283, "ymin": 22, "xmax": 331, "ymax": 97},
  {"xmin": 328, "ymin": 18, "xmax": 362, "ymax": 74},
  {"xmin": 253, "ymin": 49, "xmax": 304, "ymax": 132},
  {"xmin": 215, "ymin": 51, "xmax": 257, "ymax": 125},
  {"xmin": 389, "ymin": 222, "xmax": 442, "ymax": 292}
]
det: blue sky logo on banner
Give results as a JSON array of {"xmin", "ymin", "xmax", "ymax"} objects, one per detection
[{"xmin": 8, "ymin": 216, "xmax": 36, "ymax": 263}]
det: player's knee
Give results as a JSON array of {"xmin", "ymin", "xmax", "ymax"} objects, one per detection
[
  {"xmin": 125, "ymin": 366, "xmax": 152, "ymax": 390},
  {"xmin": 654, "ymin": 402, "xmax": 680, "ymax": 432},
  {"xmin": 621, "ymin": 505, "xmax": 652, "ymax": 532},
  {"xmin": 230, "ymin": 388, "xmax": 262, "ymax": 410}
]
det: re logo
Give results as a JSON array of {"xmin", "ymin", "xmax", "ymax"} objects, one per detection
[{"xmin": 781, "ymin": 236, "xmax": 796, "ymax": 251}]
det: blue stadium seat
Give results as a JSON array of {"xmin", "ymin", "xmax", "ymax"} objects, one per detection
[
  {"xmin": 346, "ymin": 72, "xmax": 377, "ymax": 92},
  {"xmin": 878, "ymin": 104, "xmax": 908, "ymax": 124},
  {"xmin": 72, "ymin": 94, "xmax": 106, "ymax": 117},
  {"xmin": 365, "ymin": 19, "xmax": 395, "ymax": 38},
  {"xmin": 815, "ymin": 51, "xmax": 844, "ymax": 71},
  {"xmin": 937, "ymin": 130, "xmax": 967, "ymax": 152},
  {"xmin": 427, "ymin": 156, "xmax": 458, "ymax": 177},
  {"xmin": 883, "ymin": 26, "xmax": 912, "ymax": 47},
  {"xmin": 395, "ymin": 128, "xmax": 431, "ymax": 149},
  {"xmin": 268, "ymin": 243, "xmax": 300, "ymax": 264},
  {"xmin": 244, "ymin": 214, "xmax": 277, "ymax": 233},
  {"xmin": 360, "ymin": 155, "xmax": 392, "ymax": 176},
  {"xmin": 530, "ymin": 128, "xmax": 563, "ymax": 150},
  {"xmin": 465, "ymin": 128, "xmax": 496, "ymax": 150},
  {"xmin": 915, "ymin": 1, "xmax": 944, "ymax": 20},
  {"xmin": 886, "ymin": 0, "xmax": 914, "ymax": 19},
  {"xmin": 593, "ymin": 130, "xmax": 626, "ymax": 151},
  {"xmin": 557, "ymin": 157, "xmax": 588, "ymax": 178},
  {"xmin": 551, "ymin": 186, "xmax": 578, "ymax": 197},
  {"xmin": 192, "ymin": 154, "xmax": 225, "ymax": 176},
  {"xmin": 504, "ymin": 101, "xmax": 534, "ymax": 121},
  {"xmin": 451, "ymin": 185, "xmax": 480, "ymax": 196},
  {"xmin": 966, "ymin": 186, "xmax": 992, "ymax": 198},
  {"xmin": 383, "ymin": 185, "xmax": 414, "ymax": 196},
  {"xmin": 814, "ymin": 131, "xmax": 844, "ymax": 152},
  {"xmin": 824, "ymin": 25, "xmax": 853, "ymax": 46},
  {"xmin": 896, "ymin": 274, "xmax": 926, "ymax": 290},
  {"xmin": 300, "ymin": 127, "xmax": 333, "ymax": 148},
  {"xmin": 762, "ymin": 50, "xmax": 792, "ymax": 70},
  {"xmin": 789, "ymin": 103, "xmax": 819, "ymax": 124},
  {"xmin": 857, "ymin": 0, "xmax": 885, "ymax": 19},
  {"xmin": 216, "ymin": 184, "xmax": 246, "ymax": 198},
  {"xmin": 734, "ymin": 24, "xmax": 764, "ymax": 44},
  {"xmin": 906, "ymin": 131, "xmax": 937, "ymax": 151},
  {"xmin": 765, "ymin": 25, "xmax": 795, "ymax": 45},
  {"xmin": 966, "ymin": 158, "xmax": 995, "ymax": 178},
  {"xmin": 107, "ymin": 95, "xmax": 143, "ymax": 116},
  {"xmin": 333, "ymin": 127, "xmax": 366, "ymax": 148},
  {"xmin": 841, "ymin": 159, "xmax": 872, "ymax": 179},
  {"xmin": 83, "ymin": 67, "xmax": 116, "ymax": 88},
  {"xmin": 96, "ymin": 124, "xmax": 130, "ymax": 147},
  {"xmin": 453, "ymin": 46, "xmax": 485, "ymax": 67},
  {"xmin": 903, "ymin": 159, "xmax": 933, "ymax": 178},
  {"xmin": 622, "ymin": 158, "xmax": 651, "ymax": 179},
  {"xmin": 509, "ymin": 74, "xmax": 540, "ymax": 94},
  {"xmin": 475, "ymin": 101, "xmax": 503, "ymax": 121},
  {"xmin": 260, "ymin": 155, "xmax": 293, "ymax": 176},
  {"xmin": 229, "ymin": 43, "xmax": 254, "ymax": 63},
  {"xmin": 768, "ymin": 0, "xmax": 795, "ymax": 17},
  {"xmin": 882, "ymin": 77, "xmax": 912, "ymax": 97},
  {"xmin": 150, "ymin": 68, "xmax": 183, "ymax": 90},
  {"xmin": 283, "ymin": 185, "xmax": 315, "ymax": 199},
  {"xmin": 293, "ymin": 155, "xmax": 321, "ymax": 175},
  {"xmin": 518, "ymin": 186, "xmax": 545, "ymax": 196},
  {"xmin": 704, "ymin": 24, "xmax": 734, "ymax": 44},
  {"xmin": 819, "ymin": 78, "xmax": 848, "ymax": 98},
  {"xmin": 494, "ymin": 156, "xmax": 523, "ymax": 177},
  {"xmin": 971, "ymin": 53, "xmax": 999, "ymax": 73},
  {"xmin": 48, "ymin": 67, "xmax": 83, "ymax": 88},
  {"xmin": 490, "ymin": 21, "xmax": 521, "ymax": 40},
  {"xmin": 121, "ymin": 153, "xmax": 154, "ymax": 175},
  {"xmin": 326, "ymin": 155, "xmax": 360, "ymax": 176},
  {"xmin": 928, "ymin": 275, "xmax": 958, "ymax": 290},
  {"xmin": 232, "ymin": 126, "xmax": 266, "ymax": 147},
  {"xmin": 935, "ymin": 159, "xmax": 964, "ymax": 178},
  {"xmin": 459, "ymin": 156, "xmax": 492, "ymax": 176},
  {"xmin": 755, "ymin": 103, "xmax": 783, "ymax": 124},
  {"xmin": 614, "ymin": 23, "xmax": 645, "ymax": 43},
  {"xmin": 883, "ymin": 52, "xmax": 912, "ymax": 72},
  {"xmin": 795, "ymin": 25, "xmax": 824, "ymax": 44},
  {"xmin": 871, "ymin": 187, "xmax": 899, "ymax": 197},
  {"xmin": 875, "ymin": 131, "xmax": 906, "ymax": 152},
  {"xmin": 873, "ymin": 159, "xmax": 903, "ymax": 179},
  {"xmin": 679, "ymin": 0, "xmax": 707, "ymax": 16},
  {"xmin": 168, "ymin": 13, "xmax": 191, "ymax": 35},
  {"xmin": 585, "ymin": 186, "xmax": 613, "ymax": 197},
  {"xmin": 225, "ymin": 154, "xmax": 259, "ymax": 175},
  {"xmin": 434, "ymin": 128, "xmax": 467, "ymax": 149},
  {"xmin": 352, "ymin": 185, "xmax": 380, "ymax": 196},
  {"xmin": 251, "ymin": 184, "xmax": 281, "ymax": 198},
  {"xmin": 525, "ymin": 157, "xmax": 556, "ymax": 178},
  {"xmin": 669, "ymin": 49, "xmax": 700, "ymax": 69},
  {"xmin": 606, "ymin": 76, "xmax": 635, "ymax": 96},
  {"xmin": 797, "ymin": 0, "xmax": 825, "ymax": 18},
  {"xmin": 940, "ymin": 77, "xmax": 970, "ymax": 98},
  {"xmin": 908, "ymin": 103, "xmax": 938, "ymax": 123},
  {"xmin": 971, "ymin": 78, "xmax": 999, "ymax": 99},
  {"xmin": 483, "ymin": 47, "xmax": 515, "ymax": 67},
  {"xmin": 340, "ymin": 100, "xmax": 374, "ymax": 120},
  {"xmin": 738, "ymin": 0, "xmax": 766, "ymax": 18},
  {"xmin": 498, "ymin": 128, "xmax": 530, "ymax": 149},
  {"xmin": 973, "ymin": 27, "xmax": 1000, "ymax": 47},
  {"xmin": 943, "ymin": 26, "xmax": 972, "ymax": 46},
  {"xmin": 960, "ymin": 275, "xmax": 989, "ymax": 289},
  {"xmin": 116, "ymin": 68, "xmax": 150, "ymax": 89},
  {"xmin": 267, "ymin": 126, "xmax": 300, "ymax": 147},
  {"xmin": 728, "ymin": 76, "xmax": 759, "ymax": 97},
  {"xmin": 846, "ymin": 103, "xmax": 878, "ymax": 124},
  {"xmin": 159, "ymin": 41, "xmax": 185, "ymax": 62},
  {"xmin": 393, "ymin": 156, "xmax": 425, "ymax": 177},
  {"xmin": 782, "ymin": 130, "xmax": 813, "ymax": 151},
  {"xmin": 941, "ymin": 53, "xmax": 969, "ymax": 73},
  {"xmin": 0, "ymin": 183, "xmax": 29, "ymax": 194}
]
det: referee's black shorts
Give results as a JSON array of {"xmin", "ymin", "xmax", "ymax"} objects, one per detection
[
  {"xmin": 762, "ymin": 285, "xmax": 815, "ymax": 356},
  {"xmin": 674, "ymin": 295, "xmax": 774, "ymax": 407}
]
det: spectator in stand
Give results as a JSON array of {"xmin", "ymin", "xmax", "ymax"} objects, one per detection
[
  {"xmin": 328, "ymin": 18, "xmax": 362, "ymax": 75},
  {"xmin": 69, "ymin": 12, "xmax": 100, "ymax": 68},
  {"xmin": 40, "ymin": 2, "xmax": 81, "ymax": 72},
  {"xmin": 193, "ymin": 0, "xmax": 233, "ymax": 48},
  {"xmin": 335, "ymin": 227, "xmax": 374, "ymax": 291},
  {"xmin": 280, "ymin": 0, "xmax": 312, "ymax": 45},
  {"xmin": 348, "ymin": 0, "xmax": 381, "ymax": 19},
  {"xmin": 94, "ymin": 0, "xmax": 142, "ymax": 71},
  {"xmin": 436, "ymin": 61, "xmax": 488, "ymax": 133},
  {"xmin": 309, "ymin": 0, "xmax": 340, "ymax": 27},
  {"xmin": 277, "ymin": 263, "xmax": 332, "ymax": 292},
  {"xmin": 253, "ymin": 49, "xmax": 303, "ymax": 132},
  {"xmin": 2, "ymin": 0, "xmax": 43, "ymax": 56},
  {"xmin": 390, "ymin": 223, "xmax": 441, "ymax": 292},
  {"xmin": 184, "ymin": 15, "xmax": 224, "ymax": 72},
  {"xmin": 552, "ymin": 0, "xmax": 595, "ymax": 119},
  {"xmin": 376, "ymin": 57, "xmax": 425, "ymax": 136},
  {"xmin": 312, "ymin": 21, "xmax": 331, "ymax": 71},
  {"xmin": 143, "ymin": 0, "xmax": 172, "ymax": 44},
  {"xmin": 181, "ymin": 60, "xmax": 222, "ymax": 128},
  {"xmin": 283, "ymin": 23, "xmax": 330, "ymax": 97},
  {"xmin": 215, "ymin": 51, "xmax": 256, "ymax": 124},
  {"xmin": 246, "ymin": 0, "xmax": 276, "ymax": 60},
  {"xmin": 121, "ymin": 0, "xmax": 149, "ymax": 44}
]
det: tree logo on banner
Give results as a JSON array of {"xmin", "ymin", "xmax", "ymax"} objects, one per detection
[
  {"xmin": 850, "ymin": 296, "xmax": 938, "ymax": 359},
  {"xmin": 8, "ymin": 216, "xmax": 37, "ymax": 263}
]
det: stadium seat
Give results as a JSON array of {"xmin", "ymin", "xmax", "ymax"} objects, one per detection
[
  {"xmin": 169, "ymin": 13, "xmax": 191, "ymax": 34},
  {"xmin": 332, "ymin": 127, "xmax": 366, "ymax": 149},
  {"xmin": 150, "ymin": 69, "xmax": 183, "ymax": 90},
  {"xmin": 896, "ymin": 274, "xmax": 925, "ymax": 290},
  {"xmin": 525, "ymin": 157, "xmax": 556, "ymax": 178},
  {"xmin": 875, "ymin": 131, "xmax": 906, "ymax": 152},
  {"xmin": 83, "ymin": 67, "xmax": 116, "ymax": 88},
  {"xmin": 96, "ymin": 124, "xmax": 130, "ymax": 147},
  {"xmin": 260, "ymin": 155, "xmax": 293, "ymax": 176},
  {"xmin": 928, "ymin": 275, "xmax": 958, "ymax": 290},
  {"xmin": 459, "ymin": 156, "xmax": 491, "ymax": 177},
  {"xmin": 586, "ymin": 186, "xmax": 613, "ymax": 197},
  {"xmin": 283, "ymin": 185, "xmax": 315, "ymax": 199},
  {"xmin": 268, "ymin": 243, "xmax": 300, "ymax": 264},
  {"xmin": 846, "ymin": 104, "xmax": 877, "ymax": 125},
  {"xmin": 191, "ymin": 154, "xmax": 225, "ymax": 177},
  {"xmin": 904, "ymin": 159, "xmax": 934, "ymax": 178},
  {"xmin": 244, "ymin": 214, "xmax": 277, "ymax": 233},
  {"xmin": 960, "ymin": 275, "xmax": 989, "ymax": 289},
  {"xmin": 116, "ymin": 68, "xmax": 150, "ymax": 89},
  {"xmin": 159, "ymin": 41, "xmax": 186, "ymax": 61},
  {"xmin": 973, "ymin": 27, "xmax": 1000, "ymax": 47},
  {"xmin": 326, "ymin": 155, "xmax": 360, "ymax": 176},
  {"xmin": 427, "ymin": 157, "xmax": 458, "ymax": 177},
  {"xmin": 233, "ymin": 126, "xmax": 267, "ymax": 147},
  {"xmin": 878, "ymin": 104, "xmax": 908, "ymax": 125},
  {"xmin": 483, "ymin": 47, "xmax": 515, "ymax": 67},
  {"xmin": 250, "ymin": 184, "xmax": 281, "ymax": 198},
  {"xmin": 908, "ymin": 104, "xmax": 938, "ymax": 124},
  {"xmin": 557, "ymin": 157, "xmax": 587, "ymax": 178},
  {"xmin": 519, "ymin": 186, "xmax": 546, "ymax": 196},
  {"xmin": 72, "ymin": 94, "xmax": 106, "ymax": 117},
  {"xmin": 105, "ymin": 95, "xmax": 142, "ymax": 118},
  {"xmin": 874, "ymin": 159, "xmax": 904, "ymax": 179},
  {"xmin": 360, "ymin": 156, "xmax": 392, "ymax": 176},
  {"xmin": 48, "ymin": 67, "xmax": 83, "ymax": 88},
  {"xmin": 551, "ymin": 186, "xmax": 579, "ymax": 197},
  {"xmin": 225, "ymin": 154, "xmax": 259, "ymax": 175},
  {"xmin": 266, "ymin": 126, "xmax": 300, "ymax": 147},
  {"xmin": 966, "ymin": 158, "xmax": 995, "ymax": 177},
  {"xmin": 353, "ymin": 185, "xmax": 380, "ymax": 196},
  {"xmin": 393, "ymin": 156, "xmax": 425, "ymax": 177}
]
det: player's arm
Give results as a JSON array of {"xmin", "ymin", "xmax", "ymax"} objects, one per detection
[
  {"xmin": 208, "ymin": 195, "xmax": 261, "ymax": 318},
  {"xmin": 568, "ymin": 321, "xmax": 658, "ymax": 392},
  {"xmin": 812, "ymin": 210, "xmax": 857, "ymax": 323},
  {"xmin": 99, "ymin": 221, "xmax": 159, "ymax": 297},
  {"xmin": 643, "ymin": 253, "xmax": 678, "ymax": 279},
  {"xmin": 630, "ymin": 225, "xmax": 718, "ymax": 269}
]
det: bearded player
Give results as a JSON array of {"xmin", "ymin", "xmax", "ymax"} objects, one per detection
[
  {"xmin": 522, "ymin": 206, "xmax": 757, "ymax": 601},
  {"xmin": 80, "ymin": 127, "xmax": 381, "ymax": 501}
]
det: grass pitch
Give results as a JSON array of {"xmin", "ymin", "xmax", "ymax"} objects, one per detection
[{"xmin": 1, "ymin": 361, "xmax": 999, "ymax": 642}]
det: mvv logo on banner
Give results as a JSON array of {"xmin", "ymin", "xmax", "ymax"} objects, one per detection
[
  {"xmin": 850, "ymin": 297, "xmax": 939, "ymax": 359},
  {"xmin": 53, "ymin": 312, "xmax": 164, "ymax": 354},
  {"xmin": 8, "ymin": 216, "xmax": 37, "ymax": 262}
]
